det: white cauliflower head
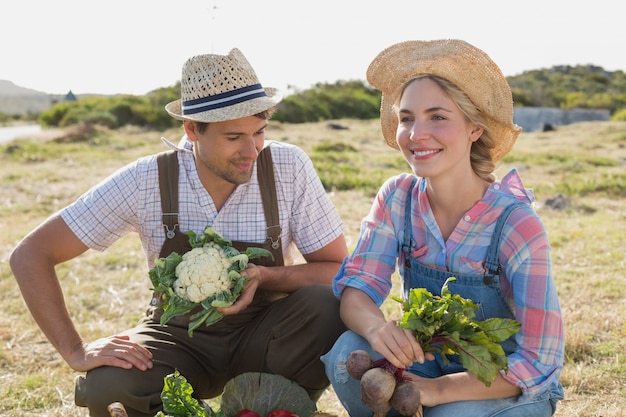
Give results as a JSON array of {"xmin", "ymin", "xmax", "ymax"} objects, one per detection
[{"xmin": 173, "ymin": 243, "xmax": 234, "ymax": 303}]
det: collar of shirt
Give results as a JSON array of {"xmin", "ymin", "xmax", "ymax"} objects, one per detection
[
  {"xmin": 159, "ymin": 135, "xmax": 193, "ymax": 152},
  {"xmin": 490, "ymin": 169, "xmax": 535, "ymax": 204}
]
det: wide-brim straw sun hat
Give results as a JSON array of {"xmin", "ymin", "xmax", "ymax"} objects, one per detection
[
  {"xmin": 165, "ymin": 48, "xmax": 282, "ymax": 122},
  {"xmin": 366, "ymin": 39, "xmax": 522, "ymax": 162}
]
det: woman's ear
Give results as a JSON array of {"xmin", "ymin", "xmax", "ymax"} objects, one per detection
[
  {"xmin": 183, "ymin": 120, "xmax": 198, "ymax": 142},
  {"xmin": 469, "ymin": 125, "xmax": 484, "ymax": 142}
]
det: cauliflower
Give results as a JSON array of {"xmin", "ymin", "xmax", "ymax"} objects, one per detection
[
  {"xmin": 173, "ymin": 243, "xmax": 234, "ymax": 303},
  {"xmin": 149, "ymin": 226, "xmax": 273, "ymax": 336}
]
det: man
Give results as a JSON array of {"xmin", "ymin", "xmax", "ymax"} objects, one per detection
[{"xmin": 10, "ymin": 48, "xmax": 348, "ymax": 417}]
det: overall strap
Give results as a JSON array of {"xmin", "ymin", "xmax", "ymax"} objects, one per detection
[
  {"xmin": 256, "ymin": 146, "xmax": 285, "ymax": 265},
  {"xmin": 483, "ymin": 202, "xmax": 528, "ymax": 278},
  {"xmin": 157, "ymin": 150, "xmax": 180, "ymax": 240},
  {"xmin": 401, "ymin": 176, "xmax": 419, "ymax": 269},
  {"xmin": 156, "ymin": 147, "xmax": 284, "ymax": 263},
  {"xmin": 256, "ymin": 147, "xmax": 283, "ymax": 260}
]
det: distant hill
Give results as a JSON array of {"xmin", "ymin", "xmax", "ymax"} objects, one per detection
[
  {"xmin": 0, "ymin": 80, "xmax": 72, "ymax": 115},
  {"xmin": 0, "ymin": 79, "xmax": 48, "ymax": 96}
]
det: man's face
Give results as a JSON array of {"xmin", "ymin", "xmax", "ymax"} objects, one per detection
[{"xmin": 185, "ymin": 116, "xmax": 267, "ymax": 186}]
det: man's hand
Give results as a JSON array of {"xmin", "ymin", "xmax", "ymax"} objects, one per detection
[
  {"xmin": 68, "ymin": 335, "xmax": 154, "ymax": 372},
  {"xmin": 217, "ymin": 264, "xmax": 261, "ymax": 315}
]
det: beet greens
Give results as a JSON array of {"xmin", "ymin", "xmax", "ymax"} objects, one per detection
[{"xmin": 390, "ymin": 277, "xmax": 520, "ymax": 386}]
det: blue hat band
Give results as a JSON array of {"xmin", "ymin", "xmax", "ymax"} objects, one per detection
[{"xmin": 182, "ymin": 84, "xmax": 267, "ymax": 115}]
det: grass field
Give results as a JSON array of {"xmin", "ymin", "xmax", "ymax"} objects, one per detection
[{"xmin": 0, "ymin": 119, "xmax": 625, "ymax": 416}]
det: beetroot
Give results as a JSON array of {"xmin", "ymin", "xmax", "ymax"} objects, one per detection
[
  {"xmin": 346, "ymin": 349, "xmax": 373, "ymax": 380},
  {"xmin": 390, "ymin": 381, "xmax": 422, "ymax": 416},
  {"xmin": 359, "ymin": 367, "xmax": 396, "ymax": 413}
]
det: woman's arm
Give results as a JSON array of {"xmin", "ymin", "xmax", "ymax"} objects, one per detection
[
  {"xmin": 405, "ymin": 369, "xmax": 521, "ymax": 407},
  {"xmin": 341, "ymin": 287, "xmax": 429, "ymax": 369}
]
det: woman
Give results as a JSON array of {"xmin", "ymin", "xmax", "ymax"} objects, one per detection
[{"xmin": 322, "ymin": 39, "xmax": 564, "ymax": 417}]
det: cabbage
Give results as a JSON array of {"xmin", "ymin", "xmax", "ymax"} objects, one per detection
[{"xmin": 220, "ymin": 373, "xmax": 317, "ymax": 417}]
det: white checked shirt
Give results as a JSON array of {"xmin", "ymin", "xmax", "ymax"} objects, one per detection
[{"xmin": 61, "ymin": 136, "xmax": 345, "ymax": 269}]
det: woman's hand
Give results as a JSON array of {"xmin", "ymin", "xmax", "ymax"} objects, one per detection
[
  {"xmin": 368, "ymin": 320, "xmax": 434, "ymax": 369},
  {"xmin": 401, "ymin": 372, "xmax": 442, "ymax": 407},
  {"xmin": 340, "ymin": 288, "xmax": 435, "ymax": 369},
  {"xmin": 401, "ymin": 369, "xmax": 522, "ymax": 407}
]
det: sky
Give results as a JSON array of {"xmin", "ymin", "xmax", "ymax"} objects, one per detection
[{"xmin": 1, "ymin": 0, "xmax": 624, "ymax": 96}]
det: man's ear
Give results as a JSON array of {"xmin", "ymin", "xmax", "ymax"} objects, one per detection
[{"xmin": 183, "ymin": 120, "xmax": 198, "ymax": 142}]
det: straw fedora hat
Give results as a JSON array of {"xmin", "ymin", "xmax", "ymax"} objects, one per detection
[
  {"xmin": 165, "ymin": 48, "xmax": 282, "ymax": 122},
  {"xmin": 366, "ymin": 39, "xmax": 522, "ymax": 162}
]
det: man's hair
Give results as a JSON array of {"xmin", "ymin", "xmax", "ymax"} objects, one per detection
[{"xmin": 194, "ymin": 108, "xmax": 276, "ymax": 134}]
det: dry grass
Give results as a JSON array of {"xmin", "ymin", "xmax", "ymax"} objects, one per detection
[{"xmin": 0, "ymin": 120, "xmax": 625, "ymax": 416}]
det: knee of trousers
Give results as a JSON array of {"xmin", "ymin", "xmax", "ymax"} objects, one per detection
[
  {"xmin": 263, "ymin": 286, "xmax": 346, "ymax": 390},
  {"xmin": 75, "ymin": 366, "xmax": 163, "ymax": 417},
  {"xmin": 291, "ymin": 284, "xmax": 346, "ymax": 334},
  {"xmin": 283, "ymin": 285, "xmax": 347, "ymax": 355},
  {"xmin": 320, "ymin": 331, "xmax": 379, "ymax": 417},
  {"xmin": 322, "ymin": 330, "xmax": 379, "ymax": 384}
]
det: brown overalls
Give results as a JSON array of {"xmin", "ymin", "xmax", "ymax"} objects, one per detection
[{"xmin": 75, "ymin": 148, "xmax": 346, "ymax": 417}]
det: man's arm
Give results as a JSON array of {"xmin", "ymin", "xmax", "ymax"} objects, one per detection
[
  {"xmin": 9, "ymin": 214, "xmax": 153, "ymax": 372},
  {"xmin": 10, "ymin": 214, "xmax": 89, "ymax": 362},
  {"xmin": 270, "ymin": 234, "xmax": 349, "ymax": 288},
  {"xmin": 219, "ymin": 234, "xmax": 348, "ymax": 315}
]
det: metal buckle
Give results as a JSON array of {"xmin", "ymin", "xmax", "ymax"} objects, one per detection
[
  {"xmin": 266, "ymin": 225, "xmax": 282, "ymax": 249},
  {"xmin": 162, "ymin": 212, "xmax": 179, "ymax": 239}
]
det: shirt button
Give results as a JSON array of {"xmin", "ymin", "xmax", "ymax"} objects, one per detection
[
  {"xmin": 464, "ymin": 215, "xmax": 471, "ymax": 222},
  {"xmin": 493, "ymin": 184, "xmax": 501, "ymax": 190}
]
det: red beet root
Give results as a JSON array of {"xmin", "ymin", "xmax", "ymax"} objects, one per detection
[
  {"xmin": 359, "ymin": 367, "xmax": 396, "ymax": 413},
  {"xmin": 346, "ymin": 350, "xmax": 373, "ymax": 380},
  {"xmin": 390, "ymin": 381, "xmax": 421, "ymax": 416}
]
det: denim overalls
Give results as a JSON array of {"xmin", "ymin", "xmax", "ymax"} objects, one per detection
[{"xmin": 322, "ymin": 178, "xmax": 562, "ymax": 417}]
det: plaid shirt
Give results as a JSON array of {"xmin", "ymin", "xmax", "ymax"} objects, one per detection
[
  {"xmin": 61, "ymin": 136, "xmax": 345, "ymax": 268},
  {"xmin": 333, "ymin": 170, "xmax": 564, "ymax": 397}
]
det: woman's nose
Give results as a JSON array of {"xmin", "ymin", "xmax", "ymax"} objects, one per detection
[{"xmin": 408, "ymin": 122, "xmax": 428, "ymax": 142}]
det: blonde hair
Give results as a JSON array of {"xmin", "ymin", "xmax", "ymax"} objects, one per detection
[{"xmin": 397, "ymin": 75, "xmax": 497, "ymax": 182}]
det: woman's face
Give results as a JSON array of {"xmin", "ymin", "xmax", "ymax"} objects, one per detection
[{"xmin": 395, "ymin": 77, "xmax": 482, "ymax": 180}]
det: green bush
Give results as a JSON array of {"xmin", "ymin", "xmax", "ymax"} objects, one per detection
[
  {"xmin": 31, "ymin": 65, "xmax": 626, "ymax": 129},
  {"xmin": 611, "ymin": 107, "xmax": 626, "ymax": 121},
  {"xmin": 274, "ymin": 80, "xmax": 380, "ymax": 123}
]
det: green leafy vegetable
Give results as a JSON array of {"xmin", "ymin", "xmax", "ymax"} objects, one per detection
[
  {"xmin": 390, "ymin": 277, "xmax": 521, "ymax": 386},
  {"xmin": 155, "ymin": 371, "xmax": 313, "ymax": 417},
  {"xmin": 149, "ymin": 226, "xmax": 273, "ymax": 336},
  {"xmin": 155, "ymin": 370, "xmax": 217, "ymax": 417}
]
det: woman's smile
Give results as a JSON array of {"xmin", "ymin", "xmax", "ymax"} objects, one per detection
[{"xmin": 411, "ymin": 148, "xmax": 442, "ymax": 159}]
